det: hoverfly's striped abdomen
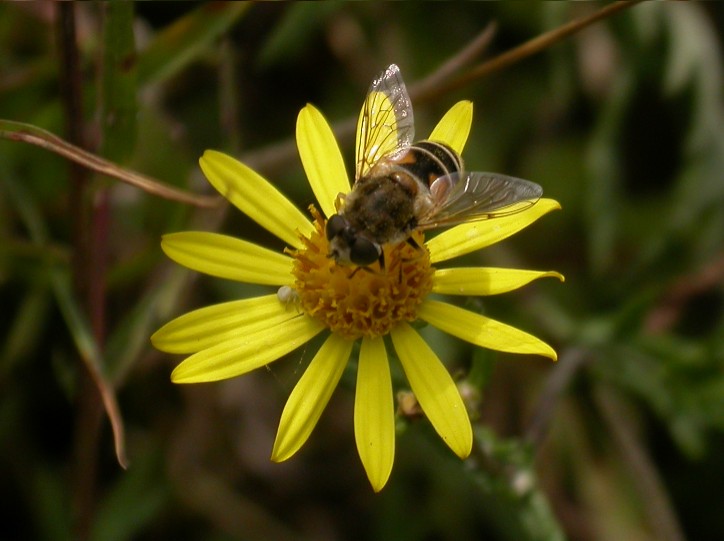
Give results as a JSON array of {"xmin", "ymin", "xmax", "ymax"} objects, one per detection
[{"xmin": 393, "ymin": 141, "xmax": 463, "ymax": 187}]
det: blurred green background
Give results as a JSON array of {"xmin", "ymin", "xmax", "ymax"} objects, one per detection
[{"xmin": 1, "ymin": 2, "xmax": 723, "ymax": 540}]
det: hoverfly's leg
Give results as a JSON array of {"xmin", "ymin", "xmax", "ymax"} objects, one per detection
[
  {"xmin": 405, "ymin": 235, "xmax": 422, "ymax": 251},
  {"xmin": 399, "ymin": 236, "xmax": 425, "ymax": 282},
  {"xmin": 349, "ymin": 253, "xmax": 385, "ymax": 278},
  {"xmin": 350, "ymin": 265, "xmax": 380, "ymax": 278},
  {"xmin": 334, "ymin": 192, "xmax": 347, "ymax": 212}
]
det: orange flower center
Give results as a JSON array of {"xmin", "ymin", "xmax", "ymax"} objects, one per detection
[{"xmin": 289, "ymin": 207, "xmax": 434, "ymax": 340}]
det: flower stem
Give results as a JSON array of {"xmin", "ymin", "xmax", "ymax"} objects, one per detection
[{"xmin": 56, "ymin": 4, "xmax": 103, "ymax": 540}]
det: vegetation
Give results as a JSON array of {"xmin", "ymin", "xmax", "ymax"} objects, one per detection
[{"xmin": 1, "ymin": 2, "xmax": 722, "ymax": 540}]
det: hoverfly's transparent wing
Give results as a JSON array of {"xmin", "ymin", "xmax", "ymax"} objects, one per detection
[
  {"xmin": 418, "ymin": 171, "xmax": 543, "ymax": 230},
  {"xmin": 355, "ymin": 64, "xmax": 415, "ymax": 180}
]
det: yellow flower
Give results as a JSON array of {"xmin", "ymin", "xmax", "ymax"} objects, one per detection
[{"xmin": 152, "ymin": 99, "xmax": 563, "ymax": 492}]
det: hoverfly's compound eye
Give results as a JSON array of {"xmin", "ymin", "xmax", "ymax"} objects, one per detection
[
  {"xmin": 326, "ymin": 214, "xmax": 346, "ymax": 240},
  {"xmin": 350, "ymin": 237, "xmax": 381, "ymax": 266}
]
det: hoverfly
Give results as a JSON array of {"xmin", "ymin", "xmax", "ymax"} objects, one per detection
[{"xmin": 326, "ymin": 64, "xmax": 543, "ymax": 268}]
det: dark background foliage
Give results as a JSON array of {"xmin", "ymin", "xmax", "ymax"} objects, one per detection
[{"xmin": 1, "ymin": 2, "xmax": 722, "ymax": 540}]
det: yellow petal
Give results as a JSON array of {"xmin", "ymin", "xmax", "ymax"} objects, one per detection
[
  {"xmin": 355, "ymin": 337, "xmax": 395, "ymax": 492},
  {"xmin": 426, "ymin": 198, "xmax": 561, "ymax": 263},
  {"xmin": 271, "ymin": 333, "xmax": 353, "ymax": 462},
  {"xmin": 418, "ymin": 300, "xmax": 557, "ymax": 360},
  {"xmin": 297, "ymin": 104, "xmax": 350, "ymax": 217},
  {"xmin": 390, "ymin": 323, "xmax": 472, "ymax": 459},
  {"xmin": 161, "ymin": 231, "xmax": 292, "ymax": 285},
  {"xmin": 151, "ymin": 295, "xmax": 299, "ymax": 354},
  {"xmin": 171, "ymin": 315, "xmax": 324, "ymax": 383},
  {"xmin": 433, "ymin": 267, "xmax": 565, "ymax": 296},
  {"xmin": 428, "ymin": 101, "xmax": 473, "ymax": 154},
  {"xmin": 200, "ymin": 150, "xmax": 313, "ymax": 249}
]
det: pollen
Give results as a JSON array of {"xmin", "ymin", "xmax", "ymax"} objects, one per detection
[{"xmin": 289, "ymin": 207, "xmax": 434, "ymax": 340}]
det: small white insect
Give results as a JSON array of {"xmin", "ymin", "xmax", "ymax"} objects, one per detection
[{"xmin": 277, "ymin": 285, "xmax": 300, "ymax": 310}]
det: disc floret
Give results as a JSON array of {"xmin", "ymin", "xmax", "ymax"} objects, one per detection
[{"xmin": 290, "ymin": 207, "xmax": 434, "ymax": 340}]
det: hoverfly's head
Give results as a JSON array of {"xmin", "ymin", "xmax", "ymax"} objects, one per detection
[{"xmin": 326, "ymin": 214, "xmax": 381, "ymax": 267}]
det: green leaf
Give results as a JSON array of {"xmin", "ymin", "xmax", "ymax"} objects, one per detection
[
  {"xmin": 30, "ymin": 465, "xmax": 72, "ymax": 541},
  {"xmin": 100, "ymin": 1, "xmax": 137, "ymax": 163},
  {"xmin": 470, "ymin": 427, "xmax": 566, "ymax": 541},
  {"xmin": 0, "ymin": 286, "xmax": 50, "ymax": 375},
  {"xmin": 257, "ymin": 2, "xmax": 342, "ymax": 67},
  {"xmin": 105, "ymin": 264, "xmax": 190, "ymax": 384},
  {"xmin": 137, "ymin": 2, "xmax": 250, "ymax": 86},
  {"xmin": 50, "ymin": 269, "xmax": 128, "ymax": 468},
  {"xmin": 1, "ymin": 166, "xmax": 128, "ymax": 469},
  {"xmin": 90, "ymin": 448, "xmax": 169, "ymax": 541}
]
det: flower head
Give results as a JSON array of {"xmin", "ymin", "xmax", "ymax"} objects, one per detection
[{"xmin": 152, "ymin": 86, "xmax": 562, "ymax": 491}]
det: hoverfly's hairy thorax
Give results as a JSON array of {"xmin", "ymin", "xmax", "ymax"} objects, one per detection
[
  {"xmin": 343, "ymin": 140, "xmax": 463, "ymax": 242},
  {"xmin": 344, "ymin": 167, "xmax": 418, "ymax": 243},
  {"xmin": 327, "ymin": 141, "xmax": 464, "ymax": 267}
]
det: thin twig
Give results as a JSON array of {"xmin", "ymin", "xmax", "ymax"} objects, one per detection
[
  {"xmin": 431, "ymin": 1, "xmax": 645, "ymax": 100},
  {"xmin": 595, "ymin": 385, "xmax": 688, "ymax": 541},
  {"xmin": 407, "ymin": 22, "xmax": 497, "ymax": 103},
  {"xmin": 50, "ymin": 271, "xmax": 129, "ymax": 471},
  {"xmin": 644, "ymin": 252, "xmax": 724, "ymax": 333},
  {"xmin": 57, "ymin": 5, "xmax": 101, "ymax": 541},
  {"xmin": 524, "ymin": 347, "xmax": 592, "ymax": 449},
  {"xmin": 0, "ymin": 120, "xmax": 221, "ymax": 208},
  {"xmin": 243, "ymin": 2, "xmax": 642, "ymax": 178},
  {"xmin": 243, "ymin": 23, "xmax": 498, "ymax": 176}
]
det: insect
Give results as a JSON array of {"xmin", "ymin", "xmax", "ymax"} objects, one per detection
[
  {"xmin": 326, "ymin": 64, "xmax": 544, "ymax": 268},
  {"xmin": 276, "ymin": 285, "xmax": 300, "ymax": 309}
]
